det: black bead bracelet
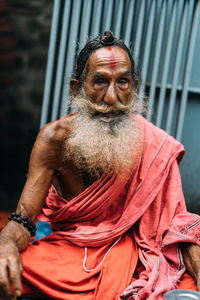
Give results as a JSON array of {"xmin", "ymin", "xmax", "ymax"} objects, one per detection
[{"xmin": 8, "ymin": 212, "xmax": 36, "ymax": 237}]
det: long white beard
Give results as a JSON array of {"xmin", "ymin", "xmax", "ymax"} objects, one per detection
[{"xmin": 64, "ymin": 92, "xmax": 144, "ymax": 179}]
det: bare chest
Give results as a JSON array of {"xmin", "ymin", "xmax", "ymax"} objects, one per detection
[{"xmin": 52, "ymin": 163, "xmax": 95, "ymax": 201}]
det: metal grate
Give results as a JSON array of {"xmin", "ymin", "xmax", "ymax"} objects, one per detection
[{"xmin": 41, "ymin": 0, "xmax": 200, "ymax": 142}]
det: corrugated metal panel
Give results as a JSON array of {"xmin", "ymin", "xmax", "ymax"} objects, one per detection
[
  {"xmin": 40, "ymin": 0, "xmax": 62, "ymax": 128},
  {"xmin": 41, "ymin": 0, "xmax": 200, "ymax": 144}
]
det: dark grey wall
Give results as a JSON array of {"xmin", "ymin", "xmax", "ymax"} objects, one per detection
[{"xmin": 0, "ymin": 0, "xmax": 53, "ymax": 210}]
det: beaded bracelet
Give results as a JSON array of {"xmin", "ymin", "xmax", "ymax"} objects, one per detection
[{"xmin": 8, "ymin": 212, "xmax": 36, "ymax": 237}]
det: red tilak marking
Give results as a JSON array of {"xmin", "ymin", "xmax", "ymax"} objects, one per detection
[{"xmin": 107, "ymin": 47, "xmax": 117, "ymax": 70}]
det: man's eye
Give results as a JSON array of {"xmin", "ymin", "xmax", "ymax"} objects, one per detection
[
  {"xmin": 95, "ymin": 79, "xmax": 106, "ymax": 84},
  {"xmin": 118, "ymin": 78, "xmax": 129, "ymax": 84}
]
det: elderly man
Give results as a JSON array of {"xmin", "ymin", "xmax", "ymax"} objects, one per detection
[{"xmin": 0, "ymin": 31, "xmax": 200, "ymax": 300}]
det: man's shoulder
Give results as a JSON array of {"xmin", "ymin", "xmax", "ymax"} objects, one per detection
[
  {"xmin": 38, "ymin": 113, "xmax": 77, "ymax": 144},
  {"xmin": 135, "ymin": 115, "xmax": 177, "ymax": 142},
  {"xmin": 135, "ymin": 115, "xmax": 185, "ymax": 160},
  {"xmin": 135, "ymin": 115, "xmax": 166, "ymax": 136}
]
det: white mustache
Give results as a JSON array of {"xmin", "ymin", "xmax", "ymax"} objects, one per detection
[
  {"xmin": 86, "ymin": 101, "xmax": 134, "ymax": 116},
  {"xmin": 73, "ymin": 92, "xmax": 137, "ymax": 117}
]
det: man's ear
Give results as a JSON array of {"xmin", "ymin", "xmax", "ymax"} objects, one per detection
[
  {"xmin": 134, "ymin": 78, "xmax": 140, "ymax": 93},
  {"xmin": 70, "ymin": 79, "xmax": 79, "ymax": 95}
]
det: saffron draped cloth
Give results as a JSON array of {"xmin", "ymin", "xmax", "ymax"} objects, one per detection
[{"xmin": 21, "ymin": 115, "xmax": 200, "ymax": 299}]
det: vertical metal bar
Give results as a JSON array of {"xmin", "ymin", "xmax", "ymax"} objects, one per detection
[
  {"xmin": 90, "ymin": 0, "xmax": 103, "ymax": 36},
  {"xmin": 139, "ymin": 0, "xmax": 156, "ymax": 96},
  {"xmin": 71, "ymin": 0, "xmax": 93, "ymax": 113},
  {"xmin": 59, "ymin": 0, "xmax": 82, "ymax": 118},
  {"xmin": 78, "ymin": 0, "xmax": 93, "ymax": 51},
  {"xmin": 124, "ymin": 0, "xmax": 135, "ymax": 46},
  {"xmin": 101, "ymin": 0, "xmax": 114, "ymax": 32},
  {"xmin": 134, "ymin": 1, "xmax": 146, "ymax": 67},
  {"xmin": 113, "ymin": 0, "xmax": 124, "ymax": 37},
  {"xmin": 147, "ymin": 1, "xmax": 167, "ymax": 121},
  {"xmin": 156, "ymin": 1, "xmax": 177, "ymax": 128},
  {"xmin": 176, "ymin": 0, "xmax": 198, "ymax": 141},
  {"xmin": 51, "ymin": 0, "xmax": 71, "ymax": 121},
  {"xmin": 165, "ymin": 1, "xmax": 187, "ymax": 134},
  {"xmin": 40, "ymin": 0, "xmax": 62, "ymax": 128}
]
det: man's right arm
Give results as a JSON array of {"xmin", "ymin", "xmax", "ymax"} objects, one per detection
[{"xmin": 0, "ymin": 119, "xmax": 67, "ymax": 300}]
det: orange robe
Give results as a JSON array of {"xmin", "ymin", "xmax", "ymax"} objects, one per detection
[
  {"xmin": 21, "ymin": 115, "xmax": 200, "ymax": 299},
  {"xmin": 21, "ymin": 235, "xmax": 197, "ymax": 299}
]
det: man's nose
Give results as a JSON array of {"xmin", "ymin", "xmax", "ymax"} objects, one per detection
[{"xmin": 104, "ymin": 83, "xmax": 117, "ymax": 105}]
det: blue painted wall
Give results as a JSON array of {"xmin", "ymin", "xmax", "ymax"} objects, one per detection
[{"xmin": 180, "ymin": 96, "xmax": 200, "ymax": 213}]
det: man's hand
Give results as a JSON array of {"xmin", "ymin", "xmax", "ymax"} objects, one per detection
[
  {"xmin": 0, "ymin": 238, "xmax": 23, "ymax": 300},
  {"xmin": 0, "ymin": 221, "xmax": 31, "ymax": 300},
  {"xmin": 181, "ymin": 242, "xmax": 200, "ymax": 291}
]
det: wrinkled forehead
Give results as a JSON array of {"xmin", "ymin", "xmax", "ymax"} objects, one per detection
[{"xmin": 87, "ymin": 46, "xmax": 132, "ymax": 72}]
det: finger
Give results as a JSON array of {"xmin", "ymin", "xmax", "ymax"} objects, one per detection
[
  {"xmin": 7, "ymin": 257, "xmax": 22, "ymax": 297},
  {"xmin": 15, "ymin": 251, "xmax": 23, "ymax": 275},
  {"xmin": 0, "ymin": 261, "xmax": 15, "ymax": 300},
  {"xmin": 196, "ymin": 271, "xmax": 200, "ymax": 291}
]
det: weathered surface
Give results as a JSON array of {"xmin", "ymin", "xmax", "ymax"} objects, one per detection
[{"xmin": 0, "ymin": 0, "xmax": 53, "ymax": 210}]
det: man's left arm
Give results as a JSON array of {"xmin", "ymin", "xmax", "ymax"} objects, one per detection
[{"xmin": 181, "ymin": 243, "xmax": 200, "ymax": 290}]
